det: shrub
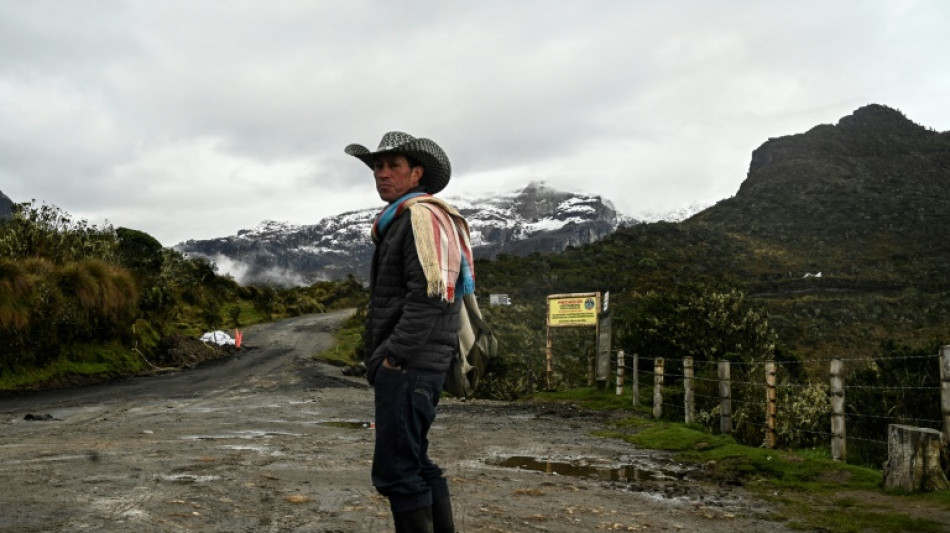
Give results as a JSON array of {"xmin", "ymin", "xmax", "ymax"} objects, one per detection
[{"xmin": 776, "ymin": 381, "xmax": 830, "ymax": 448}]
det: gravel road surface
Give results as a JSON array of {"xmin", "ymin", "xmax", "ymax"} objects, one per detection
[{"xmin": 0, "ymin": 310, "xmax": 795, "ymax": 532}]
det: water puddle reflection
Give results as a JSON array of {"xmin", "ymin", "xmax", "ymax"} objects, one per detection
[
  {"xmin": 180, "ymin": 429, "xmax": 300, "ymax": 440},
  {"xmin": 316, "ymin": 421, "xmax": 374, "ymax": 430},
  {"xmin": 489, "ymin": 456, "xmax": 679, "ymax": 482}
]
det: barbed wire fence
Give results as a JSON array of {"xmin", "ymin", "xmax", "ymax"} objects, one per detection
[{"xmin": 611, "ymin": 346, "xmax": 950, "ymax": 465}]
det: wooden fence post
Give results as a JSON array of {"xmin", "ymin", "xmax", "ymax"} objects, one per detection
[
  {"xmin": 616, "ymin": 350, "xmax": 624, "ymax": 396},
  {"xmin": 830, "ymin": 358, "xmax": 846, "ymax": 462},
  {"xmin": 765, "ymin": 361, "xmax": 777, "ymax": 449},
  {"xmin": 632, "ymin": 353, "xmax": 640, "ymax": 407},
  {"xmin": 588, "ymin": 348, "xmax": 595, "ymax": 387},
  {"xmin": 545, "ymin": 328, "xmax": 553, "ymax": 390},
  {"xmin": 941, "ymin": 345, "xmax": 950, "ymax": 443},
  {"xmin": 597, "ymin": 313, "xmax": 612, "ymax": 387},
  {"xmin": 684, "ymin": 357, "xmax": 695, "ymax": 424},
  {"xmin": 718, "ymin": 361, "xmax": 732, "ymax": 435},
  {"xmin": 653, "ymin": 358, "xmax": 664, "ymax": 419}
]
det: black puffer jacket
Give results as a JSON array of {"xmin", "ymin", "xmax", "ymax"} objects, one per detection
[{"xmin": 364, "ymin": 200, "xmax": 462, "ymax": 385}]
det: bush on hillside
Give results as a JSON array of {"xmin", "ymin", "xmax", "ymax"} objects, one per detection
[{"xmin": 0, "ymin": 202, "xmax": 369, "ymax": 386}]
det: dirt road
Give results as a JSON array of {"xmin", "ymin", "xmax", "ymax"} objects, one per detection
[{"xmin": 0, "ymin": 310, "xmax": 794, "ymax": 532}]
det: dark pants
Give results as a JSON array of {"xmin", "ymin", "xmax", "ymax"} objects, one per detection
[{"xmin": 372, "ymin": 365, "xmax": 448, "ymax": 513}]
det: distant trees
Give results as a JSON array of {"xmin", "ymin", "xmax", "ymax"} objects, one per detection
[
  {"xmin": 610, "ymin": 285, "xmax": 787, "ymax": 445},
  {"xmin": 114, "ymin": 227, "xmax": 164, "ymax": 285},
  {"xmin": 615, "ymin": 285, "xmax": 777, "ymax": 365},
  {"xmin": 477, "ymin": 303, "xmax": 548, "ymax": 399},
  {"xmin": 0, "ymin": 201, "xmax": 115, "ymax": 263}
]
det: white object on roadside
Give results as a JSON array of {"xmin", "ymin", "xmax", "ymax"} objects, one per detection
[{"xmin": 200, "ymin": 331, "xmax": 235, "ymax": 346}]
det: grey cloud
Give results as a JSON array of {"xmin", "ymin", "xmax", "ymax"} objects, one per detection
[{"xmin": 1, "ymin": 1, "xmax": 948, "ymax": 246}]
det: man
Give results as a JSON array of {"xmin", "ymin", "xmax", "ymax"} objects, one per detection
[{"xmin": 345, "ymin": 131, "xmax": 473, "ymax": 533}]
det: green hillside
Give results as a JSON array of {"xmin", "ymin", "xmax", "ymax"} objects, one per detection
[
  {"xmin": 691, "ymin": 104, "xmax": 950, "ymax": 361},
  {"xmin": 476, "ymin": 104, "xmax": 950, "ymax": 374}
]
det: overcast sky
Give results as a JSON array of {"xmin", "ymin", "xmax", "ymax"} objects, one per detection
[{"xmin": 2, "ymin": 1, "xmax": 948, "ymax": 246}]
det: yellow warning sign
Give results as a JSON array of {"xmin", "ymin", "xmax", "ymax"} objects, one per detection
[{"xmin": 547, "ymin": 293, "xmax": 599, "ymax": 327}]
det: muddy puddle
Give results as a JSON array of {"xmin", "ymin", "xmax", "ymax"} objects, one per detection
[
  {"xmin": 488, "ymin": 455, "xmax": 687, "ymax": 483},
  {"xmin": 316, "ymin": 420, "xmax": 374, "ymax": 430},
  {"xmin": 179, "ymin": 429, "xmax": 302, "ymax": 440}
]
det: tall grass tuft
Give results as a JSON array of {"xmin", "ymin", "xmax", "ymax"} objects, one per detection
[
  {"xmin": 0, "ymin": 259, "xmax": 31, "ymax": 330},
  {"xmin": 59, "ymin": 259, "xmax": 138, "ymax": 319}
]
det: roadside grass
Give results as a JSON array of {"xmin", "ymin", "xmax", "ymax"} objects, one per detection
[
  {"xmin": 533, "ymin": 384, "xmax": 651, "ymax": 413},
  {"xmin": 228, "ymin": 301, "xmax": 272, "ymax": 329},
  {"xmin": 0, "ymin": 342, "xmax": 143, "ymax": 390},
  {"xmin": 173, "ymin": 300, "xmax": 272, "ymax": 338},
  {"xmin": 314, "ymin": 309, "xmax": 363, "ymax": 367},
  {"xmin": 533, "ymin": 386, "xmax": 950, "ymax": 533}
]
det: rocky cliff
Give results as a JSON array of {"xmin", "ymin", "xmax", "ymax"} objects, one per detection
[
  {"xmin": 693, "ymin": 103, "xmax": 950, "ymax": 257},
  {"xmin": 0, "ymin": 190, "xmax": 14, "ymax": 219}
]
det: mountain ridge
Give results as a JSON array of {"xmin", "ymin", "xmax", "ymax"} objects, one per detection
[
  {"xmin": 496, "ymin": 103, "xmax": 950, "ymax": 362},
  {"xmin": 690, "ymin": 103, "xmax": 950, "ymax": 272},
  {"xmin": 176, "ymin": 181, "xmax": 684, "ymax": 286},
  {"xmin": 0, "ymin": 190, "xmax": 14, "ymax": 219}
]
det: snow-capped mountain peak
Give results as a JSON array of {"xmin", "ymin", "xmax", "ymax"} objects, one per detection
[{"xmin": 175, "ymin": 182, "xmax": 629, "ymax": 286}]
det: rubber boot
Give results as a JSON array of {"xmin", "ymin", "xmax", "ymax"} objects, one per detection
[
  {"xmin": 392, "ymin": 506, "xmax": 433, "ymax": 533},
  {"xmin": 432, "ymin": 495, "xmax": 455, "ymax": 533}
]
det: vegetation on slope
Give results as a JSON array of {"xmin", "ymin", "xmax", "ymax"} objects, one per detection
[
  {"xmin": 0, "ymin": 201, "xmax": 367, "ymax": 391},
  {"xmin": 475, "ymin": 104, "xmax": 950, "ymax": 370}
]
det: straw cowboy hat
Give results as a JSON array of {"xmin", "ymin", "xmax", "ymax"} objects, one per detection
[{"xmin": 345, "ymin": 131, "xmax": 452, "ymax": 194}]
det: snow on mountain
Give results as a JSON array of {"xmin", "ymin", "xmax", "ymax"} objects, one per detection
[
  {"xmin": 175, "ymin": 182, "xmax": 634, "ymax": 286},
  {"xmin": 633, "ymin": 201, "xmax": 712, "ymax": 223},
  {"xmin": 174, "ymin": 181, "xmax": 712, "ymax": 287},
  {"xmin": 450, "ymin": 182, "xmax": 629, "ymax": 251}
]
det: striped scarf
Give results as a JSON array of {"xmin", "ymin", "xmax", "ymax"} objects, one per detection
[{"xmin": 372, "ymin": 192, "xmax": 475, "ymax": 302}]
